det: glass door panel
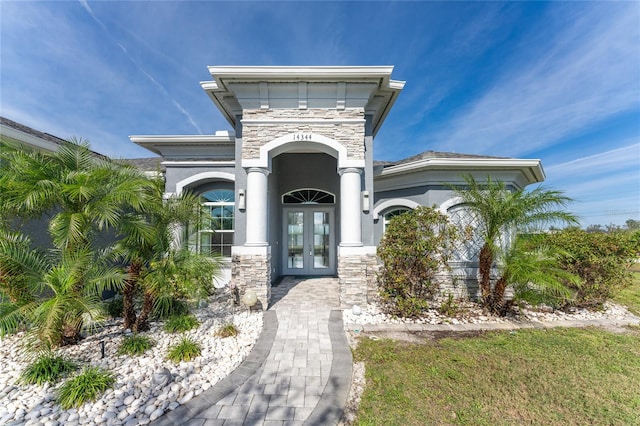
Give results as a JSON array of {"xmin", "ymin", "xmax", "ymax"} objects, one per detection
[
  {"xmin": 283, "ymin": 207, "xmax": 334, "ymax": 275},
  {"xmin": 313, "ymin": 211, "xmax": 330, "ymax": 268},
  {"xmin": 287, "ymin": 211, "xmax": 304, "ymax": 269}
]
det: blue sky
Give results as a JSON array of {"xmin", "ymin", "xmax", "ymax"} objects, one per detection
[{"xmin": 1, "ymin": 1, "xmax": 638, "ymax": 227}]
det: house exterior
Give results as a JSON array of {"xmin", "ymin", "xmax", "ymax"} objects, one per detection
[{"xmin": 131, "ymin": 66, "xmax": 545, "ymax": 309}]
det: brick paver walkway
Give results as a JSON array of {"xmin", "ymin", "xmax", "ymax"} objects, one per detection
[{"xmin": 154, "ymin": 277, "xmax": 350, "ymax": 426}]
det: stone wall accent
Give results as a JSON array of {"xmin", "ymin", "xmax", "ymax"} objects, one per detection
[
  {"xmin": 369, "ymin": 259, "xmax": 513, "ymax": 304},
  {"xmin": 230, "ymin": 253, "xmax": 271, "ymax": 310},
  {"xmin": 438, "ymin": 266, "xmax": 481, "ymax": 301},
  {"xmin": 436, "ymin": 266, "xmax": 514, "ymax": 302},
  {"xmin": 338, "ymin": 253, "xmax": 378, "ymax": 308},
  {"xmin": 241, "ymin": 108, "xmax": 365, "ymax": 160}
]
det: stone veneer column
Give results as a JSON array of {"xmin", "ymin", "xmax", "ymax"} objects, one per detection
[
  {"xmin": 337, "ymin": 247, "xmax": 377, "ymax": 308},
  {"xmin": 338, "ymin": 167, "xmax": 362, "ymax": 247},
  {"xmin": 337, "ymin": 167, "xmax": 374, "ymax": 308},
  {"xmin": 230, "ymin": 247, "xmax": 271, "ymax": 311},
  {"xmin": 231, "ymin": 167, "xmax": 271, "ymax": 310}
]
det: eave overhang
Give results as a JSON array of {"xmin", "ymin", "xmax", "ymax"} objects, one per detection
[
  {"xmin": 129, "ymin": 134, "xmax": 235, "ymax": 159},
  {"xmin": 200, "ymin": 66, "xmax": 405, "ymax": 137},
  {"xmin": 375, "ymin": 158, "xmax": 546, "ymax": 186}
]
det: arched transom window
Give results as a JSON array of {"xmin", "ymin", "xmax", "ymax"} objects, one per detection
[{"xmin": 282, "ymin": 189, "xmax": 335, "ymax": 204}]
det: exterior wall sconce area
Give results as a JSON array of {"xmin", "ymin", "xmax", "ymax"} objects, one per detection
[
  {"xmin": 238, "ymin": 189, "xmax": 246, "ymax": 210},
  {"xmin": 362, "ymin": 191, "xmax": 370, "ymax": 212}
]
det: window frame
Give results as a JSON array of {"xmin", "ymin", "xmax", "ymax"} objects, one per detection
[{"xmin": 191, "ymin": 189, "xmax": 235, "ymax": 258}]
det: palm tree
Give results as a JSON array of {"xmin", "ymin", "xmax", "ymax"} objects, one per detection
[
  {"xmin": 0, "ymin": 235, "xmax": 126, "ymax": 347},
  {"xmin": 451, "ymin": 175, "xmax": 578, "ymax": 313},
  {"xmin": 113, "ymin": 177, "xmax": 220, "ymax": 332},
  {"xmin": 0, "ymin": 139, "xmax": 155, "ymax": 250},
  {"xmin": 495, "ymin": 237, "xmax": 580, "ymax": 310},
  {"xmin": 0, "ymin": 139, "xmax": 155, "ymax": 343}
]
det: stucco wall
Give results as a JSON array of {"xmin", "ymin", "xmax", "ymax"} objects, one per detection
[{"xmin": 372, "ymin": 186, "xmax": 462, "ymax": 245}]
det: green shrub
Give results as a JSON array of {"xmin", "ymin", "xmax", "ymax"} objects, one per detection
[
  {"xmin": 104, "ymin": 296, "xmax": 124, "ymax": 318},
  {"xmin": 117, "ymin": 334, "xmax": 156, "ymax": 356},
  {"xmin": 538, "ymin": 229, "xmax": 640, "ymax": 308},
  {"xmin": 20, "ymin": 353, "xmax": 77, "ymax": 385},
  {"xmin": 167, "ymin": 337, "xmax": 201, "ymax": 363},
  {"xmin": 163, "ymin": 314, "xmax": 199, "ymax": 333},
  {"xmin": 377, "ymin": 206, "xmax": 458, "ymax": 318},
  {"xmin": 216, "ymin": 323, "xmax": 238, "ymax": 338},
  {"xmin": 56, "ymin": 367, "xmax": 115, "ymax": 409},
  {"xmin": 438, "ymin": 293, "xmax": 460, "ymax": 317},
  {"xmin": 152, "ymin": 297, "xmax": 190, "ymax": 320}
]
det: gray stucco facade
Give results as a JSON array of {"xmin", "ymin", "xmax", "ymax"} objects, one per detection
[{"xmin": 130, "ymin": 66, "xmax": 546, "ymax": 308}]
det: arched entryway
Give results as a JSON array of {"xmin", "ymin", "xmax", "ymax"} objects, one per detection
[{"xmin": 271, "ymin": 152, "xmax": 339, "ymax": 277}]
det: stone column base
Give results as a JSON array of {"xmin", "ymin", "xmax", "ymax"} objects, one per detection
[
  {"xmin": 230, "ymin": 246, "xmax": 271, "ymax": 310},
  {"xmin": 337, "ymin": 246, "xmax": 378, "ymax": 309}
]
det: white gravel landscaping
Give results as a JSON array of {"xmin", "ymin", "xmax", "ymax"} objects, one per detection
[
  {"xmin": 343, "ymin": 300, "xmax": 637, "ymax": 326},
  {"xmin": 0, "ymin": 293, "xmax": 262, "ymax": 426}
]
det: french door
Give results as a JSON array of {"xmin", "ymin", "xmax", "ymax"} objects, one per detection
[{"xmin": 283, "ymin": 207, "xmax": 335, "ymax": 275}]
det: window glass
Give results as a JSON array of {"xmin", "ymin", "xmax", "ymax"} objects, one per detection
[
  {"xmin": 191, "ymin": 189, "xmax": 234, "ymax": 257},
  {"xmin": 282, "ymin": 189, "xmax": 335, "ymax": 204},
  {"xmin": 383, "ymin": 208, "xmax": 411, "ymax": 233}
]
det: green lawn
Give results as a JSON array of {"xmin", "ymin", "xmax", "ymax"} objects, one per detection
[
  {"xmin": 354, "ymin": 327, "xmax": 640, "ymax": 425},
  {"xmin": 614, "ymin": 263, "xmax": 640, "ymax": 315}
]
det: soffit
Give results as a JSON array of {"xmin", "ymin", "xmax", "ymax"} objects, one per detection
[
  {"xmin": 200, "ymin": 66, "xmax": 405, "ymax": 137},
  {"xmin": 129, "ymin": 134, "xmax": 235, "ymax": 160}
]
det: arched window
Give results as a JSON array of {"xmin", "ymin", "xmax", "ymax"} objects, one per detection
[
  {"xmin": 383, "ymin": 208, "xmax": 411, "ymax": 233},
  {"xmin": 196, "ymin": 189, "xmax": 235, "ymax": 257},
  {"xmin": 282, "ymin": 189, "xmax": 335, "ymax": 204}
]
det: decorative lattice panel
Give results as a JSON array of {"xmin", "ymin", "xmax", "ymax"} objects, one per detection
[{"xmin": 447, "ymin": 205, "xmax": 484, "ymax": 263}]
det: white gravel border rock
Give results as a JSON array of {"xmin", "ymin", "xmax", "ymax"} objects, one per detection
[
  {"xmin": 0, "ymin": 293, "xmax": 262, "ymax": 426},
  {"xmin": 343, "ymin": 300, "xmax": 636, "ymax": 326}
]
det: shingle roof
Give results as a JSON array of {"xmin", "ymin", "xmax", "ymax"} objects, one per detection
[
  {"xmin": 0, "ymin": 116, "xmax": 109, "ymax": 159},
  {"xmin": 119, "ymin": 157, "xmax": 165, "ymax": 172},
  {"xmin": 374, "ymin": 150, "xmax": 508, "ymax": 167},
  {"xmin": 1, "ymin": 116, "xmax": 69, "ymax": 146}
]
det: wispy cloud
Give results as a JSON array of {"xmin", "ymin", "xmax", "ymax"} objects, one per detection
[
  {"xmin": 542, "ymin": 142, "xmax": 640, "ymax": 225},
  {"xmin": 546, "ymin": 142, "xmax": 640, "ymax": 176},
  {"xmin": 78, "ymin": 0, "xmax": 202, "ymax": 134},
  {"xmin": 431, "ymin": 2, "xmax": 639, "ymax": 157}
]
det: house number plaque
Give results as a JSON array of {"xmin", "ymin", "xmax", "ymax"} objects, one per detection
[{"xmin": 292, "ymin": 133, "xmax": 312, "ymax": 141}]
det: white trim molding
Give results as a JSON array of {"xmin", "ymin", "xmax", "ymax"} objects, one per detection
[
  {"xmin": 161, "ymin": 161, "xmax": 235, "ymax": 167},
  {"xmin": 231, "ymin": 245, "xmax": 271, "ymax": 256},
  {"xmin": 175, "ymin": 171, "xmax": 235, "ymax": 195},
  {"xmin": 337, "ymin": 245, "xmax": 377, "ymax": 256},
  {"xmin": 376, "ymin": 158, "xmax": 545, "ymax": 186},
  {"xmin": 439, "ymin": 196, "xmax": 466, "ymax": 215},
  {"xmin": 373, "ymin": 198, "xmax": 421, "ymax": 220}
]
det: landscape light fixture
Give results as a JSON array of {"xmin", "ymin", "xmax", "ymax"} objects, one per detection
[{"xmin": 242, "ymin": 290, "xmax": 258, "ymax": 308}]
